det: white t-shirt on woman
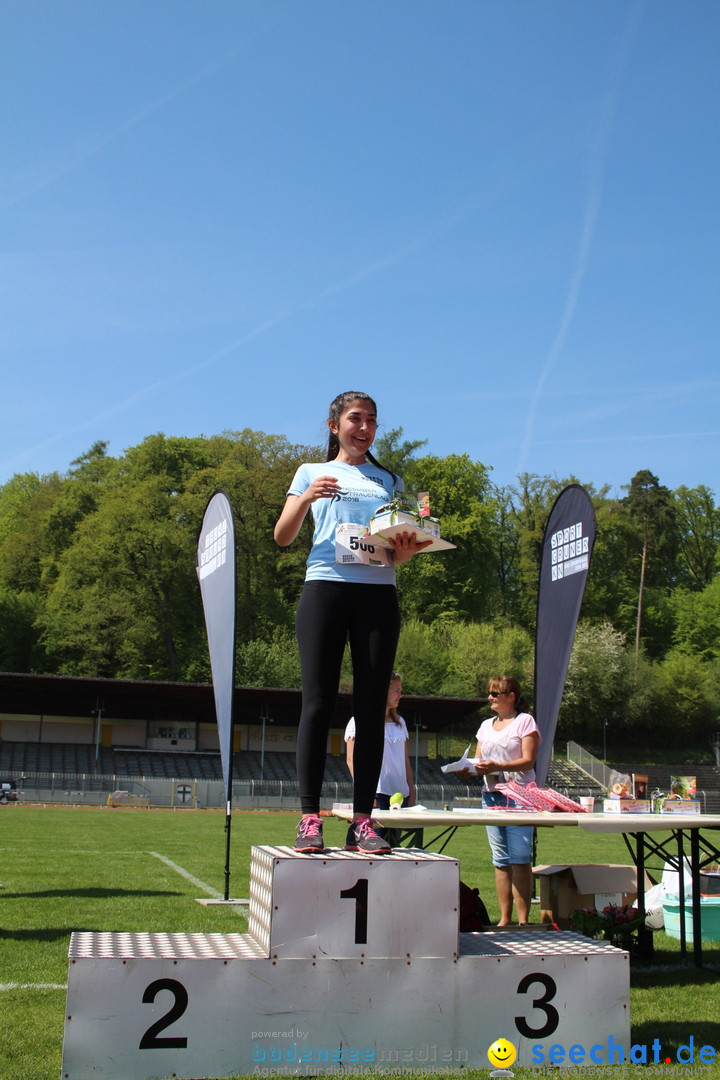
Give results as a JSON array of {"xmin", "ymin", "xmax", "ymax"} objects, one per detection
[{"xmin": 475, "ymin": 712, "xmax": 540, "ymax": 791}]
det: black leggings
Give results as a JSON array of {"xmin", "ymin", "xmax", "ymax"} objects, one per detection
[{"xmin": 295, "ymin": 580, "xmax": 401, "ymax": 815}]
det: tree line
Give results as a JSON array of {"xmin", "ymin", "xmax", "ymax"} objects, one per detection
[{"xmin": 1, "ymin": 431, "xmax": 718, "ymax": 753}]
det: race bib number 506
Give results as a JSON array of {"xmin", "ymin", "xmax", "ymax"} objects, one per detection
[{"xmin": 335, "ymin": 523, "xmax": 390, "ymax": 567}]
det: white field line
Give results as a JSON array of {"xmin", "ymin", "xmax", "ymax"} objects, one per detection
[
  {"xmin": 0, "ymin": 852, "xmax": 230, "ymax": 993},
  {"xmin": 148, "ymin": 851, "xmax": 224, "ymax": 899},
  {"xmin": 1, "ymin": 851, "xmax": 223, "ymax": 896}
]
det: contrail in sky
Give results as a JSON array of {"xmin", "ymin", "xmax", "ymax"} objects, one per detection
[
  {"xmin": 1, "ymin": 2, "xmax": 651, "ymax": 480},
  {"xmin": 514, "ymin": 0, "xmax": 647, "ymax": 476},
  {"xmin": 2, "ymin": 0, "xmax": 296, "ymax": 213},
  {"xmin": 1, "ymin": 51, "xmax": 240, "ymax": 212},
  {"xmin": 7, "ymin": 234, "xmax": 431, "ymax": 470}
]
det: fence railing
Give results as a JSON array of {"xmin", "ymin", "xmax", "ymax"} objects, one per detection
[
  {"xmin": 10, "ymin": 772, "xmax": 483, "ymax": 810},
  {"xmin": 10, "ymin": 757, "xmax": 720, "ymax": 813},
  {"xmin": 566, "ymin": 741, "xmax": 612, "ymax": 789}
]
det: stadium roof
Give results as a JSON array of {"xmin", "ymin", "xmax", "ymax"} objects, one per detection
[{"xmin": 0, "ymin": 672, "xmax": 484, "ymax": 734}]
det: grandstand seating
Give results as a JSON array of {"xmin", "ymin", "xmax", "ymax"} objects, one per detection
[
  {"xmin": 2, "ymin": 742, "xmax": 718, "ymax": 810},
  {"xmin": 0, "ymin": 741, "xmax": 607, "ymax": 794}
]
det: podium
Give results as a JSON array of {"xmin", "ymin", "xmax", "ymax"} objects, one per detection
[
  {"xmin": 61, "ymin": 845, "xmax": 630, "ymax": 1078},
  {"xmin": 248, "ymin": 845, "xmax": 459, "ymax": 958}
]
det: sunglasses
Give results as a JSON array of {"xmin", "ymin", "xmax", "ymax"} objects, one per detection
[{"xmin": 488, "ymin": 690, "xmax": 505, "ymax": 698}]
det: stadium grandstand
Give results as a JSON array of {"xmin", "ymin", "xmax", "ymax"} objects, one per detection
[{"xmin": 2, "ymin": 672, "xmax": 718, "ymax": 810}]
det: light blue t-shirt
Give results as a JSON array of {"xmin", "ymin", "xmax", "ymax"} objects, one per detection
[{"xmin": 287, "ymin": 460, "xmax": 402, "ymax": 584}]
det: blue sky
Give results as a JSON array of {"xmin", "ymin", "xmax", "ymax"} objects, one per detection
[{"xmin": 2, "ymin": 0, "xmax": 718, "ymax": 498}]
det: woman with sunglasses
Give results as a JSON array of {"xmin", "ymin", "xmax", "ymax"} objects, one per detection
[{"xmin": 470, "ymin": 676, "xmax": 540, "ymax": 925}]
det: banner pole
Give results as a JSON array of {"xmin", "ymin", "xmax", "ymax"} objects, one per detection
[
  {"xmin": 197, "ymin": 490, "xmax": 237, "ymax": 904},
  {"xmin": 224, "ymin": 801, "xmax": 232, "ymax": 902},
  {"xmin": 224, "ymin": 679, "xmax": 234, "ymax": 903},
  {"xmin": 223, "ymin": 663, "xmax": 235, "ymax": 903}
]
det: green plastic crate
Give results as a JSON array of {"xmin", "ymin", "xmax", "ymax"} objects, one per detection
[{"xmin": 663, "ymin": 896, "xmax": 720, "ymax": 942}]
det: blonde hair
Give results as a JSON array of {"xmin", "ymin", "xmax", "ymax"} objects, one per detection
[{"xmin": 387, "ymin": 672, "xmax": 402, "ymax": 725}]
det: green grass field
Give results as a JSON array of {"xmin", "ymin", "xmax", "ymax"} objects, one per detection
[{"xmin": 2, "ymin": 806, "xmax": 720, "ymax": 1080}]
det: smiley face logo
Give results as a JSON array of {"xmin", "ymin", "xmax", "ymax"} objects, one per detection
[{"xmin": 487, "ymin": 1038, "xmax": 517, "ymax": 1070}]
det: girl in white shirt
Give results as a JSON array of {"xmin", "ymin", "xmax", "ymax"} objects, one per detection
[{"xmin": 345, "ymin": 672, "xmax": 416, "ymax": 810}]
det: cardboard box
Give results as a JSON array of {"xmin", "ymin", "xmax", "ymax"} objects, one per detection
[
  {"xmin": 661, "ymin": 799, "xmax": 701, "ymax": 814},
  {"xmin": 533, "ymin": 864, "xmax": 652, "ymax": 928},
  {"xmin": 367, "ymin": 511, "xmax": 456, "ymax": 552},
  {"xmin": 603, "ymin": 798, "xmax": 651, "ymax": 813},
  {"xmin": 370, "ymin": 509, "xmax": 441, "ymax": 538}
]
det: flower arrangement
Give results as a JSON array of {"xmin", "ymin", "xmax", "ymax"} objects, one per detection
[
  {"xmin": 570, "ymin": 903, "xmax": 645, "ymax": 940},
  {"xmin": 373, "ymin": 491, "xmax": 424, "ymax": 517}
]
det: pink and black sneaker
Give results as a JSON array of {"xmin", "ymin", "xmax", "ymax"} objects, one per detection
[
  {"xmin": 293, "ymin": 814, "xmax": 325, "ymax": 854},
  {"xmin": 344, "ymin": 818, "xmax": 391, "ymax": 854}
]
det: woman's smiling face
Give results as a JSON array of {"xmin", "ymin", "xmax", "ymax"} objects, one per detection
[{"xmin": 330, "ymin": 399, "xmax": 378, "ymax": 464}]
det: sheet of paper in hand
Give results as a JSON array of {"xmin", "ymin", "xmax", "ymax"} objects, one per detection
[{"xmin": 441, "ymin": 746, "xmax": 481, "ymax": 774}]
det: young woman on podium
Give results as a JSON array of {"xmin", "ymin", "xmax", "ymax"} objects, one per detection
[{"xmin": 274, "ymin": 391, "xmax": 429, "ymax": 855}]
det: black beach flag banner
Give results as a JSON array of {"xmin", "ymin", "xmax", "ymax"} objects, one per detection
[
  {"xmin": 197, "ymin": 491, "xmax": 236, "ymax": 811},
  {"xmin": 534, "ymin": 484, "xmax": 596, "ymax": 786}
]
